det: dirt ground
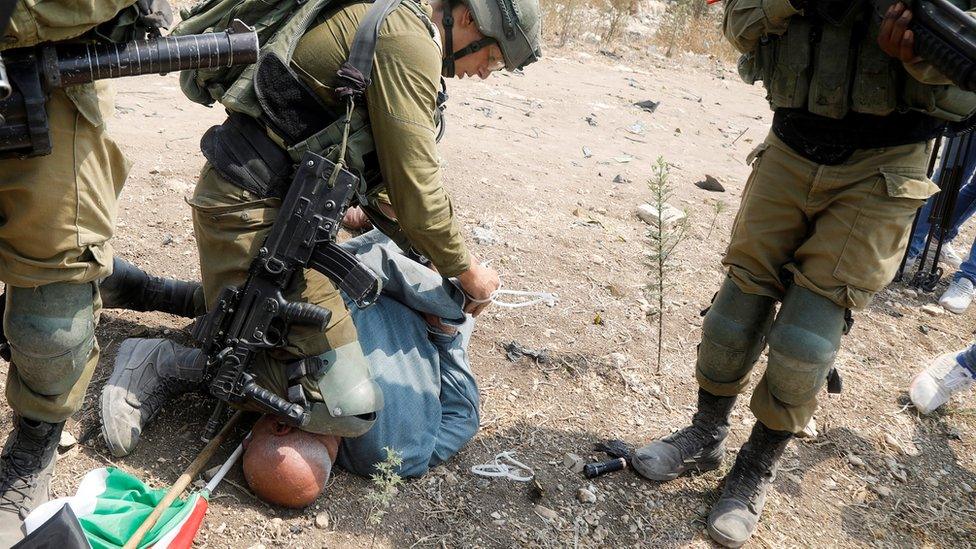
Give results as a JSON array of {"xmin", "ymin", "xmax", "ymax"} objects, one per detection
[{"xmin": 2, "ymin": 34, "xmax": 976, "ymax": 549}]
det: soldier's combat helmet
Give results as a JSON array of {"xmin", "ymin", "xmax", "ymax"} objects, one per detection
[{"xmin": 442, "ymin": 0, "xmax": 542, "ymax": 76}]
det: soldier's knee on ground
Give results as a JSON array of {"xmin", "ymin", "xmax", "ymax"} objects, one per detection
[
  {"xmin": 765, "ymin": 284, "xmax": 846, "ymax": 406},
  {"xmin": 5, "ymin": 283, "xmax": 96, "ymax": 397},
  {"xmin": 697, "ymin": 277, "xmax": 776, "ymax": 394},
  {"xmin": 243, "ymin": 415, "xmax": 339, "ymax": 508}
]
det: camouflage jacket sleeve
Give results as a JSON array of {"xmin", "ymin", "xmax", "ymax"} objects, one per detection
[
  {"xmin": 3, "ymin": 0, "xmax": 136, "ymax": 50},
  {"xmin": 723, "ymin": 0, "xmax": 801, "ymax": 53},
  {"xmin": 364, "ymin": 25, "xmax": 471, "ymax": 277}
]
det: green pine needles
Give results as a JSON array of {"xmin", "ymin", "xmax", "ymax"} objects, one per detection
[{"xmin": 645, "ymin": 157, "xmax": 688, "ymax": 372}]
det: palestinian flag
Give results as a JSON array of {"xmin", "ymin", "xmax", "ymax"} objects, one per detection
[{"xmin": 22, "ymin": 468, "xmax": 208, "ymax": 549}]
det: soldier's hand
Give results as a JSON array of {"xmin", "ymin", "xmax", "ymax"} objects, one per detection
[
  {"xmin": 457, "ymin": 259, "xmax": 499, "ymax": 317},
  {"xmin": 879, "ymin": 2, "xmax": 921, "ymax": 63}
]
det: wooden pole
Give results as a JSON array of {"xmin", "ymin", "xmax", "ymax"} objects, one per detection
[{"xmin": 122, "ymin": 410, "xmax": 244, "ymax": 549}]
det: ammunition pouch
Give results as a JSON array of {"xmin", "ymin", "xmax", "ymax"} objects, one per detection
[
  {"xmin": 746, "ymin": 3, "xmax": 976, "ymax": 122},
  {"xmin": 201, "ymin": 113, "xmax": 293, "ymax": 199},
  {"xmin": 0, "ymin": 49, "xmax": 50, "ymax": 158}
]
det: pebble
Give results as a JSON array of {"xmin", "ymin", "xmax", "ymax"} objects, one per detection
[
  {"xmin": 872, "ymin": 486, "xmax": 892, "ymax": 498},
  {"xmin": 591, "ymin": 254, "xmax": 606, "ymax": 265},
  {"xmin": 58, "ymin": 431, "xmax": 77, "ymax": 451},
  {"xmin": 694, "ymin": 175, "xmax": 725, "ymax": 192},
  {"xmin": 848, "ymin": 454, "xmax": 865, "ymax": 468},
  {"xmin": 246, "ymin": 545, "xmax": 266, "ymax": 549},
  {"xmin": 636, "ymin": 202, "xmax": 686, "ymax": 227},
  {"xmin": 921, "ymin": 303, "xmax": 944, "ymax": 316},
  {"xmin": 577, "ymin": 488, "xmax": 597, "ymax": 504},
  {"xmin": 444, "ymin": 471, "xmax": 459, "ymax": 485},
  {"xmin": 962, "ymin": 482, "xmax": 973, "ymax": 494},
  {"xmin": 472, "ymin": 226, "xmax": 498, "ymax": 245},
  {"xmin": 490, "ymin": 511, "xmax": 502, "ymax": 520},
  {"xmin": 213, "ymin": 522, "xmax": 227, "ymax": 534},
  {"xmin": 883, "ymin": 433, "xmax": 905, "ymax": 454},
  {"xmin": 925, "ymin": 477, "xmax": 939, "ymax": 488},
  {"xmin": 563, "ymin": 453, "xmax": 585, "ymax": 474},
  {"xmin": 534, "ymin": 505, "xmax": 559, "ymax": 521},
  {"xmin": 314, "ymin": 512, "xmax": 330, "ymax": 530}
]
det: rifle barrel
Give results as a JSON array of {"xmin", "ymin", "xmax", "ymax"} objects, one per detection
[{"xmin": 44, "ymin": 21, "xmax": 258, "ymax": 89}]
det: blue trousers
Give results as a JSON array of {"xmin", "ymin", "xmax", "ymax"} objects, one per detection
[{"xmin": 334, "ymin": 231, "xmax": 479, "ymax": 478}]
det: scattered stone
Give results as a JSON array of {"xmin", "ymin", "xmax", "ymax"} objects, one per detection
[
  {"xmin": 213, "ymin": 522, "xmax": 227, "ymax": 535},
  {"xmin": 797, "ymin": 418, "xmax": 818, "ymax": 439},
  {"xmin": 892, "ymin": 468, "xmax": 908, "ymax": 483},
  {"xmin": 925, "ymin": 476, "xmax": 939, "ymax": 488},
  {"xmin": 585, "ymin": 115, "xmax": 598, "ymax": 127},
  {"xmin": 591, "ymin": 254, "xmax": 606, "ymax": 265},
  {"xmin": 490, "ymin": 511, "xmax": 502, "ymax": 520},
  {"xmin": 904, "ymin": 289, "xmax": 919, "ymax": 298},
  {"xmin": 848, "ymin": 454, "xmax": 865, "ymax": 468},
  {"xmin": 636, "ymin": 202, "xmax": 686, "ymax": 228},
  {"xmin": 694, "ymin": 175, "xmax": 725, "ymax": 193},
  {"xmin": 315, "ymin": 512, "xmax": 330, "ymax": 530},
  {"xmin": 962, "ymin": 482, "xmax": 973, "ymax": 494},
  {"xmin": 872, "ymin": 485, "xmax": 892, "ymax": 498},
  {"xmin": 246, "ymin": 544, "xmax": 266, "ymax": 549},
  {"xmin": 883, "ymin": 433, "xmax": 905, "ymax": 455},
  {"xmin": 582, "ymin": 146, "xmax": 593, "ymax": 158},
  {"xmin": 626, "ymin": 122, "xmax": 645, "ymax": 135},
  {"xmin": 613, "ymin": 174, "xmax": 631, "ymax": 184},
  {"xmin": 161, "ymin": 234, "xmax": 174, "ymax": 246},
  {"xmin": 472, "ymin": 226, "xmax": 498, "ymax": 245},
  {"xmin": 534, "ymin": 505, "xmax": 559, "ymax": 522},
  {"xmin": 634, "ymin": 100, "xmax": 659, "ymax": 114},
  {"xmin": 577, "ymin": 488, "xmax": 597, "ymax": 504},
  {"xmin": 922, "ymin": 304, "xmax": 944, "ymax": 316},
  {"xmin": 563, "ymin": 453, "xmax": 585, "ymax": 474},
  {"xmin": 58, "ymin": 431, "xmax": 77, "ymax": 451},
  {"xmin": 444, "ymin": 471, "xmax": 459, "ymax": 485},
  {"xmin": 203, "ymin": 465, "xmax": 221, "ymax": 481}
]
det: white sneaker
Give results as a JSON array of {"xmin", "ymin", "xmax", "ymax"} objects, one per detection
[
  {"xmin": 939, "ymin": 277, "xmax": 974, "ymax": 314},
  {"xmin": 940, "ymin": 242, "xmax": 964, "ymax": 270},
  {"xmin": 910, "ymin": 351, "xmax": 976, "ymax": 414}
]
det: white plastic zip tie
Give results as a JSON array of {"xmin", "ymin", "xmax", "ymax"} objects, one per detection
[{"xmin": 470, "ymin": 450, "xmax": 535, "ymax": 482}]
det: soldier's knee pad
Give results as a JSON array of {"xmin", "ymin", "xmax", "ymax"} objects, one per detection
[
  {"xmin": 305, "ymin": 342, "xmax": 384, "ymax": 437},
  {"xmin": 5, "ymin": 283, "xmax": 96, "ymax": 396},
  {"xmin": 698, "ymin": 277, "xmax": 775, "ymax": 383},
  {"xmin": 765, "ymin": 285, "xmax": 846, "ymax": 406}
]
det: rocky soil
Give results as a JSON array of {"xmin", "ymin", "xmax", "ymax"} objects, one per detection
[{"xmin": 1, "ymin": 18, "xmax": 975, "ymax": 549}]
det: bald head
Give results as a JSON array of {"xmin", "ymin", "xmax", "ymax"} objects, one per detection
[{"xmin": 243, "ymin": 415, "xmax": 341, "ymax": 508}]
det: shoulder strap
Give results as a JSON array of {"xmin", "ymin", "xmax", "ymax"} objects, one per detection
[{"xmin": 348, "ymin": 0, "xmax": 402, "ymax": 82}]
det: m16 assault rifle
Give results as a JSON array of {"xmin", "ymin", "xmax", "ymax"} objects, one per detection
[
  {"xmin": 0, "ymin": 20, "xmax": 258, "ymax": 157},
  {"xmin": 192, "ymin": 152, "xmax": 382, "ymax": 439}
]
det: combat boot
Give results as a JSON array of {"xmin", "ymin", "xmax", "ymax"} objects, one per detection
[
  {"xmin": 101, "ymin": 338, "xmax": 205, "ymax": 457},
  {"xmin": 0, "ymin": 417, "xmax": 64, "ymax": 546},
  {"xmin": 632, "ymin": 389, "xmax": 736, "ymax": 481},
  {"xmin": 99, "ymin": 257, "xmax": 205, "ymax": 319},
  {"xmin": 707, "ymin": 421, "xmax": 793, "ymax": 548}
]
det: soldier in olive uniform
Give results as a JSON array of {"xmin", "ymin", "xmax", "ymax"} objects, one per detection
[
  {"xmin": 0, "ymin": 2, "xmax": 146, "ymax": 544},
  {"xmin": 101, "ymin": 0, "xmax": 542, "ymax": 457},
  {"xmin": 633, "ymin": 1, "xmax": 976, "ymax": 547}
]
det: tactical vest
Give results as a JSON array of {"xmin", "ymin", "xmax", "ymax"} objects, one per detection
[
  {"xmin": 738, "ymin": 2, "xmax": 976, "ymax": 122},
  {"xmin": 178, "ymin": 0, "xmax": 438, "ymax": 199}
]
